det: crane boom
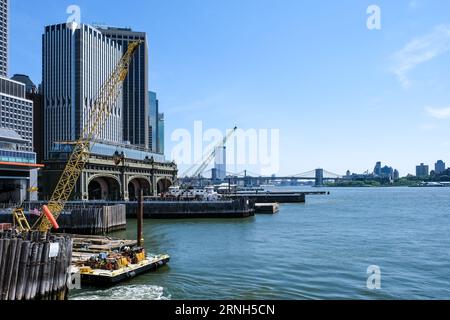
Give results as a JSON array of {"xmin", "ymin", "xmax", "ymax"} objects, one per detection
[
  {"xmin": 35, "ymin": 41, "xmax": 143, "ymax": 232},
  {"xmin": 191, "ymin": 127, "xmax": 237, "ymax": 178},
  {"xmin": 176, "ymin": 126, "xmax": 237, "ymax": 188}
]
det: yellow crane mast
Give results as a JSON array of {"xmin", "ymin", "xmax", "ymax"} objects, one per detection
[{"xmin": 13, "ymin": 40, "xmax": 143, "ymax": 233}]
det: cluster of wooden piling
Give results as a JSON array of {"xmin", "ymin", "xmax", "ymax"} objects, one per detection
[
  {"xmin": 0, "ymin": 231, "xmax": 72, "ymax": 301},
  {"xmin": 0, "ymin": 205, "xmax": 127, "ymax": 236},
  {"xmin": 58, "ymin": 205, "xmax": 126, "ymax": 235}
]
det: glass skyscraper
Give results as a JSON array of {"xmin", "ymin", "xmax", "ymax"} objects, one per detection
[
  {"xmin": 97, "ymin": 26, "xmax": 149, "ymax": 150},
  {"xmin": 42, "ymin": 23, "xmax": 123, "ymax": 159},
  {"xmin": 0, "ymin": 0, "xmax": 8, "ymax": 77},
  {"xmin": 149, "ymin": 91, "xmax": 158, "ymax": 153}
]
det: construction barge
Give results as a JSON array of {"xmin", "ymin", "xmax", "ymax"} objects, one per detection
[{"xmin": 69, "ymin": 235, "xmax": 169, "ymax": 286}]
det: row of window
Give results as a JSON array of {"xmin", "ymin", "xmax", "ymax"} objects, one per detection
[
  {"xmin": 0, "ymin": 150, "xmax": 36, "ymax": 164},
  {"xmin": 1, "ymin": 104, "xmax": 32, "ymax": 112},
  {"xmin": 1, "ymin": 114, "xmax": 32, "ymax": 123}
]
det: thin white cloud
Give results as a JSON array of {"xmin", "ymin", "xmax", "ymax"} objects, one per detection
[
  {"xmin": 425, "ymin": 106, "xmax": 450, "ymax": 120},
  {"xmin": 391, "ymin": 25, "xmax": 450, "ymax": 88}
]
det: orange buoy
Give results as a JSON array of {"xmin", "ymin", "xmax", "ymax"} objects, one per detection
[{"xmin": 42, "ymin": 205, "xmax": 60, "ymax": 230}]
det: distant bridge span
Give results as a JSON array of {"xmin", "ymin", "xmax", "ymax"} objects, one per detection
[{"xmin": 225, "ymin": 169, "xmax": 342, "ymax": 186}]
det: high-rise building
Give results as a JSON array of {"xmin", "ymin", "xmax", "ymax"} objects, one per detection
[
  {"xmin": 11, "ymin": 74, "xmax": 37, "ymax": 93},
  {"xmin": 0, "ymin": 0, "xmax": 8, "ymax": 77},
  {"xmin": 148, "ymin": 91, "xmax": 158, "ymax": 153},
  {"xmin": 157, "ymin": 113, "xmax": 164, "ymax": 155},
  {"xmin": 0, "ymin": 1, "xmax": 40, "ymax": 203},
  {"xmin": 97, "ymin": 26, "xmax": 149, "ymax": 149},
  {"xmin": 214, "ymin": 146, "xmax": 227, "ymax": 181},
  {"xmin": 380, "ymin": 166, "xmax": 394, "ymax": 179},
  {"xmin": 416, "ymin": 163, "xmax": 429, "ymax": 177},
  {"xmin": 393, "ymin": 169, "xmax": 400, "ymax": 181},
  {"xmin": 11, "ymin": 74, "xmax": 44, "ymax": 164},
  {"xmin": 374, "ymin": 162, "xmax": 382, "ymax": 176},
  {"xmin": 435, "ymin": 160, "xmax": 446, "ymax": 175},
  {"xmin": 0, "ymin": 77, "xmax": 34, "ymax": 151},
  {"xmin": 42, "ymin": 23, "xmax": 123, "ymax": 159}
]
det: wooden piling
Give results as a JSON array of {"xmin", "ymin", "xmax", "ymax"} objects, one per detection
[{"xmin": 0, "ymin": 231, "xmax": 72, "ymax": 301}]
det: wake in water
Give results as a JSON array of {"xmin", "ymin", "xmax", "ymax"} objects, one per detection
[{"xmin": 71, "ymin": 285, "xmax": 171, "ymax": 300}]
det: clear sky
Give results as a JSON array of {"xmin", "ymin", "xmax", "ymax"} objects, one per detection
[{"xmin": 8, "ymin": 0, "xmax": 450, "ymax": 176}]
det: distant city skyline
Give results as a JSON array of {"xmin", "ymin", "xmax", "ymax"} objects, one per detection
[{"xmin": 7, "ymin": 0, "xmax": 450, "ymax": 175}]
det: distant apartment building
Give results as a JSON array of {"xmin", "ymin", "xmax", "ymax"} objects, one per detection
[
  {"xmin": 373, "ymin": 161, "xmax": 382, "ymax": 176},
  {"xmin": 157, "ymin": 113, "xmax": 164, "ymax": 155},
  {"xmin": 435, "ymin": 160, "xmax": 446, "ymax": 175},
  {"xmin": 214, "ymin": 146, "xmax": 227, "ymax": 181},
  {"xmin": 416, "ymin": 163, "xmax": 429, "ymax": 177},
  {"xmin": 380, "ymin": 166, "xmax": 394, "ymax": 179},
  {"xmin": 0, "ymin": 0, "xmax": 8, "ymax": 77},
  {"xmin": 373, "ymin": 162, "xmax": 398, "ymax": 180},
  {"xmin": 148, "ymin": 91, "xmax": 158, "ymax": 153},
  {"xmin": 97, "ymin": 26, "xmax": 149, "ymax": 149},
  {"xmin": 42, "ymin": 23, "xmax": 123, "ymax": 159},
  {"xmin": 393, "ymin": 169, "xmax": 400, "ymax": 181}
]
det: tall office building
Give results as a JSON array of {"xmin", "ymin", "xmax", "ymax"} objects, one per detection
[
  {"xmin": 97, "ymin": 26, "xmax": 149, "ymax": 149},
  {"xmin": 416, "ymin": 163, "xmax": 429, "ymax": 177},
  {"xmin": 373, "ymin": 162, "xmax": 382, "ymax": 176},
  {"xmin": 148, "ymin": 91, "xmax": 158, "ymax": 153},
  {"xmin": 0, "ymin": 0, "xmax": 8, "ymax": 77},
  {"xmin": 214, "ymin": 146, "xmax": 227, "ymax": 181},
  {"xmin": 11, "ymin": 74, "xmax": 37, "ymax": 93},
  {"xmin": 435, "ymin": 160, "xmax": 446, "ymax": 175},
  {"xmin": 157, "ymin": 113, "xmax": 164, "ymax": 155},
  {"xmin": 42, "ymin": 23, "xmax": 123, "ymax": 159},
  {"xmin": 0, "ymin": 0, "xmax": 40, "ymax": 203},
  {"xmin": 0, "ymin": 78, "xmax": 33, "ymax": 151},
  {"xmin": 11, "ymin": 74, "xmax": 44, "ymax": 164}
]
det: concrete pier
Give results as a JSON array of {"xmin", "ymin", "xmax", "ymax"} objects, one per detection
[
  {"xmin": 230, "ymin": 193, "xmax": 306, "ymax": 203},
  {"xmin": 254, "ymin": 203, "xmax": 279, "ymax": 214}
]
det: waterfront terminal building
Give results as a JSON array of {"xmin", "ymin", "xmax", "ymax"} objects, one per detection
[{"xmin": 41, "ymin": 23, "xmax": 176, "ymax": 201}]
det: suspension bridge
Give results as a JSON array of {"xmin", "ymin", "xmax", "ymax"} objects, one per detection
[{"xmin": 212, "ymin": 169, "xmax": 343, "ymax": 187}]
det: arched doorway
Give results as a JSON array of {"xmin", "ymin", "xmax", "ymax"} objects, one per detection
[
  {"xmin": 88, "ymin": 177, "xmax": 121, "ymax": 201},
  {"xmin": 128, "ymin": 177, "xmax": 152, "ymax": 201},
  {"xmin": 157, "ymin": 178, "xmax": 172, "ymax": 195}
]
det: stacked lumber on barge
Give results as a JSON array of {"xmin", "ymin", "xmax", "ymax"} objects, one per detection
[{"xmin": 0, "ymin": 231, "xmax": 72, "ymax": 300}]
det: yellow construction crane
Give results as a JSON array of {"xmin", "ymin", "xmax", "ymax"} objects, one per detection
[{"xmin": 13, "ymin": 40, "xmax": 143, "ymax": 233}]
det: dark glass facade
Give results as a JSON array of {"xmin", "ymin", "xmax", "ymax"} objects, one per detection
[{"xmin": 98, "ymin": 27, "xmax": 149, "ymax": 149}]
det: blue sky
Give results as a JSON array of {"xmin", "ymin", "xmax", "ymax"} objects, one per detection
[{"xmin": 8, "ymin": 0, "xmax": 450, "ymax": 176}]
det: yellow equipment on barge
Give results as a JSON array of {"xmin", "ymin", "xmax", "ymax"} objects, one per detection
[
  {"xmin": 74, "ymin": 254, "xmax": 170, "ymax": 286},
  {"xmin": 70, "ymin": 235, "xmax": 170, "ymax": 286}
]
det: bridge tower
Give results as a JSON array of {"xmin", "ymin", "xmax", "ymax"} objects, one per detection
[{"xmin": 315, "ymin": 169, "xmax": 324, "ymax": 187}]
